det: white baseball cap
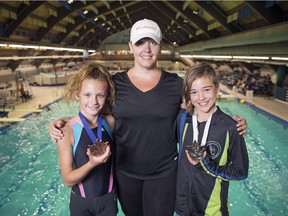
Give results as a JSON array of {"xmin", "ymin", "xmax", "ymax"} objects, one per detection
[{"xmin": 130, "ymin": 19, "xmax": 162, "ymax": 44}]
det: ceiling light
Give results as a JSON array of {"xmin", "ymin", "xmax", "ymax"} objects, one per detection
[
  {"xmin": 233, "ymin": 56, "xmax": 269, "ymax": 60},
  {"xmin": 9, "ymin": 44, "xmax": 26, "ymax": 48},
  {"xmin": 212, "ymin": 55, "xmax": 232, "ymax": 59},
  {"xmin": 191, "ymin": 55, "xmax": 213, "ymax": 59},
  {"xmin": 0, "ymin": 55, "xmax": 83, "ymax": 60},
  {"xmin": 181, "ymin": 55, "xmax": 231, "ymax": 59},
  {"xmin": 271, "ymin": 57, "xmax": 288, "ymax": 61},
  {"xmin": 24, "ymin": 45, "xmax": 39, "ymax": 49}
]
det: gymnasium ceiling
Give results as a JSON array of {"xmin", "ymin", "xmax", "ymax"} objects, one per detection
[{"xmin": 0, "ymin": 0, "xmax": 288, "ymax": 70}]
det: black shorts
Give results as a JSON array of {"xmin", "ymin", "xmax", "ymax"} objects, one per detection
[{"xmin": 70, "ymin": 188, "xmax": 118, "ymax": 216}]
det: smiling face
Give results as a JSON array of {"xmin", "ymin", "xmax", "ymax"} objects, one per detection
[
  {"xmin": 189, "ymin": 75, "xmax": 219, "ymax": 118},
  {"xmin": 76, "ymin": 78, "xmax": 107, "ymax": 118},
  {"xmin": 129, "ymin": 37, "xmax": 161, "ymax": 69}
]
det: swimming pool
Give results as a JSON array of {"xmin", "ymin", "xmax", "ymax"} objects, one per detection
[{"xmin": 0, "ymin": 99, "xmax": 287, "ymax": 216}]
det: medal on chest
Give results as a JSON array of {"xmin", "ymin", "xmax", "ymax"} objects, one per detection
[
  {"xmin": 79, "ymin": 112, "xmax": 108, "ymax": 157},
  {"xmin": 186, "ymin": 108, "xmax": 216, "ymax": 160}
]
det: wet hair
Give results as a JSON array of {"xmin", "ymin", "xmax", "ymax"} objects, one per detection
[
  {"xmin": 182, "ymin": 62, "xmax": 219, "ymax": 114},
  {"xmin": 64, "ymin": 62, "xmax": 115, "ymax": 105}
]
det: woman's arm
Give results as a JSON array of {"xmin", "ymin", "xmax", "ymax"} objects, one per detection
[
  {"xmin": 49, "ymin": 112, "xmax": 115, "ymax": 141},
  {"xmin": 102, "ymin": 114, "xmax": 115, "ymax": 132}
]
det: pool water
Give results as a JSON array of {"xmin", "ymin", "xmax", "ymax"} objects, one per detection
[
  {"xmin": 0, "ymin": 99, "xmax": 287, "ymax": 216},
  {"xmin": 220, "ymin": 100, "xmax": 288, "ymax": 216}
]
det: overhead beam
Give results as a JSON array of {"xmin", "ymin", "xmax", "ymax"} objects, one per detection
[
  {"xmin": 2, "ymin": 1, "xmax": 44, "ymax": 37},
  {"xmin": 195, "ymin": 1, "xmax": 241, "ymax": 33},
  {"xmin": 246, "ymin": 1, "xmax": 284, "ymax": 24},
  {"xmin": 81, "ymin": 2, "xmax": 149, "ymax": 48},
  {"xmin": 149, "ymin": 1, "xmax": 195, "ymax": 45},
  {"xmin": 57, "ymin": 1, "xmax": 131, "ymax": 45},
  {"xmin": 166, "ymin": 1, "xmax": 217, "ymax": 39},
  {"xmin": 36, "ymin": 1, "xmax": 95, "ymax": 41}
]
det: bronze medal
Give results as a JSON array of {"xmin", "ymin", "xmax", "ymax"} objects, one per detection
[
  {"xmin": 88, "ymin": 140, "xmax": 108, "ymax": 156},
  {"xmin": 186, "ymin": 140, "xmax": 206, "ymax": 160}
]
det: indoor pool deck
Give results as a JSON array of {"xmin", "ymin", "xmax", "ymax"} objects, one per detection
[
  {"xmin": 1, "ymin": 85, "xmax": 65, "ymax": 120},
  {"xmin": 1, "ymin": 84, "xmax": 288, "ymax": 127},
  {"xmin": 220, "ymin": 84, "xmax": 288, "ymax": 122}
]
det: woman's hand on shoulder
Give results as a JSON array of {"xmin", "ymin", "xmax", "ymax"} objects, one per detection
[
  {"xmin": 48, "ymin": 118, "xmax": 71, "ymax": 142},
  {"xmin": 56, "ymin": 122, "xmax": 73, "ymax": 146},
  {"xmin": 232, "ymin": 115, "xmax": 247, "ymax": 137}
]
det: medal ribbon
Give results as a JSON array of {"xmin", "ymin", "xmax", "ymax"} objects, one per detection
[
  {"xmin": 192, "ymin": 107, "xmax": 217, "ymax": 146},
  {"xmin": 79, "ymin": 112, "xmax": 102, "ymax": 142},
  {"xmin": 77, "ymin": 112, "xmax": 103, "ymax": 197}
]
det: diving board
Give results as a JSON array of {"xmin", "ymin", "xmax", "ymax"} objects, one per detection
[
  {"xmin": 2, "ymin": 109, "xmax": 43, "ymax": 112},
  {"xmin": 0, "ymin": 118, "xmax": 26, "ymax": 122}
]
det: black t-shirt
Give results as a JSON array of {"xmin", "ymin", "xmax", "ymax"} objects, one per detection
[{"xmin": 112, "ymin": 71, "xmax": 183, "ymax": 179}]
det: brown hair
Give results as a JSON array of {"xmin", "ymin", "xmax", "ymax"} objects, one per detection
[
  {"xmin": 64, "ymin": 62, "xmax": 115, "ymax": 105},
  {"xmin": 183, "ymin": 62, "xmax": 219, "ymax": 114}
]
